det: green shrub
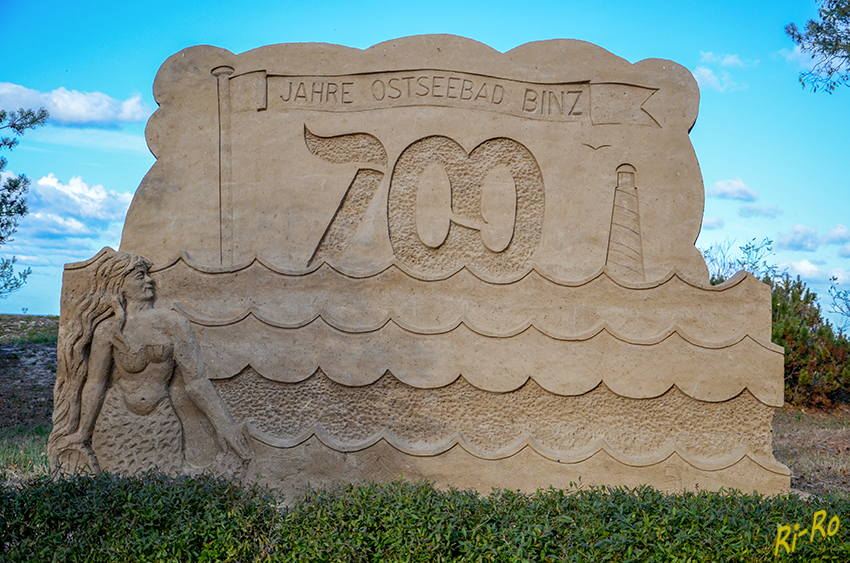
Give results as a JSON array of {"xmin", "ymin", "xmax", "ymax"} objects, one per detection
[
  {"xmin": 702, "ymin": 238, "xmax": 850, "ymax": 407},
  {"xmin": 0, "ymin": 314, "xmax": 59, "ymax": 344},
  {"xmin": 0, "ymin": 472, "xmax": 281, "ymax": 562},
  {"xmin": 773, "ymin": 275, "xmax": 850, "ymax": 406},
  {"xmin": 275, "ymin": 482, "xmax": 850, "ymax": 562},
  {"xmin": 3, "ymin": 476, "xmax": 849, "ymax": 562}
]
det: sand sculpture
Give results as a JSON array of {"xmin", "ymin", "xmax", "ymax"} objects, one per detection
[
  {"xmin": 49, "ymin": 251, "xmax": 250, "ymax": 477},
  {"xmin": 49, "ymin": 36, "xmax": 789, "ymax": 495}
]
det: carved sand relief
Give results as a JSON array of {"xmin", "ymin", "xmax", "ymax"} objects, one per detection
[
  {"xmin": 300, "ymin": 121, "xmax": 543, "ymax": 276},
  {"xmin": 55, "ymin": 36, "xmax": 788, "ymax": 494},
  {"xmin": 150, "ymin": 258, "xmax": 773, "ymax": 345},
  {"xmin": 49, "ymin": 249, "xmax": 251, "ymax": 478},
  {"xmin": 213, "ymin": 368, "xmax": 779, "ymax": 468},
  {"xmin": 304, "ymin": 127, "xmax": 388, "ymax": 266},
  {"xmin": 170, "ymin": 297, "xmax": 782, "ymax": 405},
  {"xmin": 203, "ymin": 53, "xmax": 671, "ymax": 273},
  {"xmin": 606, "ymin": 164, "xmax": 646, "ymax": 280},
  {"xmin": 388, "ymin": 135, "xmax": 544, "ymax": 277},
  {"xmin": 212, "ymin": 66, "xmax": 235, "ymax": 267}
]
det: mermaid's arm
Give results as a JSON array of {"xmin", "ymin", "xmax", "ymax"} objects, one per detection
[{"xmin": 170, "ymin": 314, "xmax": 251, "ymax": 460}]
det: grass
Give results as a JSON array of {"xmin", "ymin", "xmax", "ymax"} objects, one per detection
[
  {"xmin": 0, "ymin": 313, "xmax": 59, "ymax": 486},
  {"xmin": 4, "ymin": 410, "xmax": 847, "ymax": 560},
  {"xmin": 0, "ymin": 314, "xmax": 59, "ymax": 345},
  {"xmin": 0, "ymin": 425, "xmax": 50, "ymax": 486},
  {"xmin": 14, "ymin": 327, "xmax": 58, "ymax": 345}
]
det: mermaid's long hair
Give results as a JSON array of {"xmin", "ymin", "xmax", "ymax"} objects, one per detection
[{"xmin": 48, "ymin": 249, "xmax": 152, "ymax": 464}]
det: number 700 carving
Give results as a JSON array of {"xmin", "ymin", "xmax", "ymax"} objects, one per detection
[{"xmin": 305, "ymin": 126, "xmax": 545, "ymax": 277}]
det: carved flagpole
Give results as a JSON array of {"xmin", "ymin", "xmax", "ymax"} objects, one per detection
[{"xmin": 212, "ymin": 66, "xmax": 235, "ymax": 266}]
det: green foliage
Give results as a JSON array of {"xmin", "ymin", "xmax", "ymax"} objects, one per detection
[
  {"xmin": 702, "ymin": 238, "xmax": 850, "ymax": 406},
  {"xmin": 1, "ymin": 472, "xmax": 281, "ymax": 562},
  {"xmin": 0, "ymin": 258, "xmax": 30, "ymax": 298},
  {"xmin": 0, "ymin": 107, "xmax": 48, "ymax": 297},
  {"xmin": 15, "ymin": 324, "xmax": 58, "ymax": 345},
  {"xmin": 773, "ymin": 275, "xmax": 850, "ymax": 406},
  {"xmin": 2, "ymin": 477, "xmax": 850, "ymax": 562},
  {"xmin": 786, "ymin": 0, "xmax": 850, "ymax": 92}
]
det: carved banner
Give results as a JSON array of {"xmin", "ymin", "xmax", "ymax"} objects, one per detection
[{"xmin": 229, "ymin": 69, "xmax": 659, "ymax": 127}]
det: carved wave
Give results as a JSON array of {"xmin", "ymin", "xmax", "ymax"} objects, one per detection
[
  {"xmin": 244, "ymin": 425, "xmax": 789, "ymax": 475},
  {"xmin": 176, "ymin": 303, "xmax": 779, "ymax": 349},
  {"xmin": 216, "ymin": 369, "xmax": 787, "ymax": 475},
  {"xmin": 147, "ymin": 249, "xmax": 740, "ymax": 290},
  {"xmin": 191, "ymin": 313, "xmax": 784, "ymax": 405},
  {"xmin": 147, "ymin": 254, "xmax": 771, "ymax": 344},
  {"xmin": 70, "ymin": 248, "xmax": 773, "ymax": 343}
]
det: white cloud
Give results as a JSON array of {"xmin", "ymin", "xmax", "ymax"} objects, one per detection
[
  {"xmin": 691, "ymin": 67, "xmax": 742, "ymax": 93},
  {"xmin": 783, "ymin": 259, "xmax": 827, "ymax": 282},
  {"xmin": 784, "ymin": 263, "xmax": 849, "ymax": 285},
  {"xmin": 0, "ymin": 82, "xmax": 150, "ymax": 126},
  {"xmin": 707, "ymin": 178, "xmax": 758, "ymax": 201},
  {"xmin": 786, "ymin": 259, "xmax": 821, "ymax": 277},
  {"xmin": 692, "ymin": 67, "xmax": 722, "ymax": 91},
  {"xmin": 778, "ymin": 45, "xmax": 814, "ymax": 70},
  {"xmin": 824, "ymin": 224, "xmax": 850, "ymax": 244},
  {"xmin": 839, "ymin": 244, "xmax": 850, "ymax": 258},
  {"xmin": 34, "ymin": 173, "xmax": 133, "ymax": 221},
  {"xmin": 738, "ymin": 204, "xmax": 781, "ymax": 219},
  {"xmin": 4, "ymin": 237, "xmax": 103, "ymax": 256},
  {"xmin": 702, "ymin": 216, "xmax": 725, "ymax": 230},
  {"xmin": 777, "ymin": 224, "xmax": 819, "ymax": 251},
  {"xmin": 12, "ymin": 173, "xmax": 133, "ymax": 266},
  {"xmin": 699, "ymin": 52, "xmax": 755, "ymax": 67},
  {"xmin": 22, "ymin": 213, "xmax": 93, "ymax": 237}
]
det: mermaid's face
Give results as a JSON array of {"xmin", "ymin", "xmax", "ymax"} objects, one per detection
[{"xmin": 122, "ymin": 265, "xmax": 155, "ymax": 302}]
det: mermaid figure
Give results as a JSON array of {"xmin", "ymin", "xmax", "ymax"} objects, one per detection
[{"xmin": 48, "ymin": 249, "xmax": 250, "ymax": 476}]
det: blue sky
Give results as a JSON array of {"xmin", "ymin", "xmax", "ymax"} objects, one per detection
[{"xmin": 2, "ymin": 0, "xmax": 848, "ymax": 324}]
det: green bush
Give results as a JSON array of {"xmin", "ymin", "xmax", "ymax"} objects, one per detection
[
  {"xmin": 772, "ymin": 275, "xmax": 850, "ymax": 406},
  {"xmin": 3, "ymin": 476, "xmax": 850, "ymax": 562},
  {"xmin": 702, "ymin": 238, "xmax": 850, "ymax": 407},
  {"xmin": 278, "ymin": 481, "xmax": 850, "ymax": 562},
  {"xmin": 0, "ymin": 472, "xmax": 281, "ymax": 562}
]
